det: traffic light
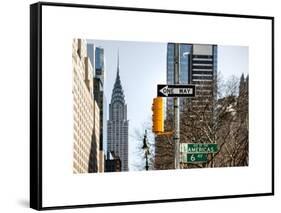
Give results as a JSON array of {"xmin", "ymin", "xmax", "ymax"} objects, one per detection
[{"xmin": 152, "ymin": 97, "xmax": 164, "ymax": 134}]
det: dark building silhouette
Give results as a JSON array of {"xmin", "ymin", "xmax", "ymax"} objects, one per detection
[{"xmin": 105, "ymin": 151, "xmax": 122, "ymax": 172}]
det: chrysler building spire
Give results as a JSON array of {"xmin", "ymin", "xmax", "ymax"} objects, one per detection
[{"xmin": 117, "ymin": 49, "xmax": 120, "ymax": 74}]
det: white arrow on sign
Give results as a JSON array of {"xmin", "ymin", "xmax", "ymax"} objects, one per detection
[{"xmin": 160, "ymin": 86, "xmax": 169, "ymax": 96}]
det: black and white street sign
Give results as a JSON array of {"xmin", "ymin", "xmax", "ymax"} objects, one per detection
[{"xmin": 157, "ymin": 84, "xmax": 196, "ymax": 97}]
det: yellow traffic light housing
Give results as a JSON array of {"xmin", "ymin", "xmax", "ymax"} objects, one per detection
[{"xmin": 152, "ymin": 97, "xmax": 164, "ymax": 134}]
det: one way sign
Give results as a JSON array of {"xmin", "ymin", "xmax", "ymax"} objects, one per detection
[{"xmin": 157, "ymin": 84, "xmax": 196, "ymax": 97}]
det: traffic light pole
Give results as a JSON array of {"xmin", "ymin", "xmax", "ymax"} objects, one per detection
[{"xmin": 174, "ymin": 43, "xmax": 180, "ymax": 169}]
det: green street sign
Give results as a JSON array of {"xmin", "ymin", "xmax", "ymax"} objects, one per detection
[
  {"xmin": 181, "ymin": 153, "xmax": 208, "ymax": 163},
  {"xmin": 180, "ymin": 143, "xmax": 218, "ymax": 154},
  {"xmin": 187, "ymin": 153, "xmax": 208, "ymax": 163}
]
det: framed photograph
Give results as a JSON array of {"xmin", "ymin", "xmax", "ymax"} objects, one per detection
[{"xmin": 30, "ymin": 1, "xmax": 274, "ymax": 210}]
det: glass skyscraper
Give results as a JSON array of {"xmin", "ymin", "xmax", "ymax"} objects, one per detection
[
  {"xmin": 167, "ymin": 43, "xmax": 192, "ymax": 84},
  {"xmin": 190, "ymin": 44, "xmax": 217, "ymax": 114},
  {"xmin": 95, "ymin": 47, "xmax": 105, "ymax": 78},
  {"xmin": 166, "ymin": 43, "xmax": 192, "ymax": 112},
  {"xmin": 166, "ymin": 43, "xmax": 217, "ymax": 120},
  {"xmin": 93, "ymin": 47, "xmax": 106, "ymax": 152}
]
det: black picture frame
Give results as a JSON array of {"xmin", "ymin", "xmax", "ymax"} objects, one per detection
[{"xmin": 30, "ymin": 1, "xmax": 275, "ymax": 210}]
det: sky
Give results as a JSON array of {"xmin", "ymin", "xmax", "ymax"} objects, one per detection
[
  {"xmin": 88, "ymin": 39, "xmax": 248, "ymax": 171},
  {"xmin": 218, "ymin": 45, "xmax": 249, "ymax": 81}
]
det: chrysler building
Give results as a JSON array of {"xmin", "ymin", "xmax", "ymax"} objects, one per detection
[{"xmin": 107, "ymin": 52, "xmax": 129, "ymax": 171}]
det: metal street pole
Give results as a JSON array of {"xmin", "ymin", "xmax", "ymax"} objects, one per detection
[
  {"xmin": 145, "ymin": 153, "xmax": 149, "ymax": 171},
  {"xmin": 142, "ymin": 130, "xmax": 149, "ymax": 171},
  {"xmin": 174, "ymin": 43, "xmax": 180, "ymax": 169}
]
